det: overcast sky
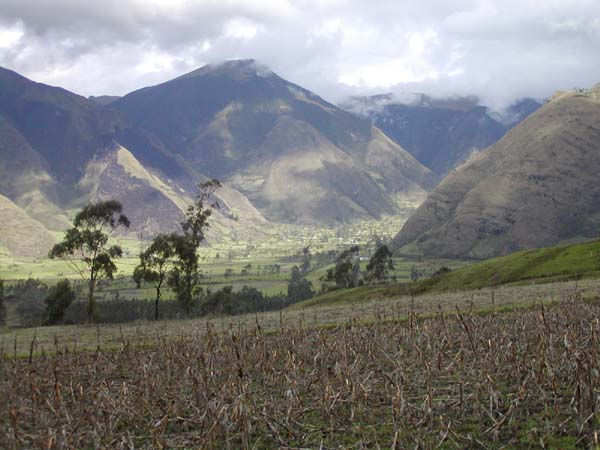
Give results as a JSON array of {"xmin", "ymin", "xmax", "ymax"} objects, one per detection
[{"xmin": 1, "ymin": 0, "xmax": 599, "ymax": 109}]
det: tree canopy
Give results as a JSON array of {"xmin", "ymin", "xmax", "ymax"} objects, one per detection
[
  {"xmin": 365, "ymin": 245, "xmax": 394, "ymax": 283},
  {"xmin": 169, "ymin": 180, "xmax": 221, "ymax": 316},
  {"xmin": 134, "ymin": 233, "xmax": 178, "ymax": 320},
  {"xmin": 324, "ymin": 245, "xmax": 361, "ymax": 289},
  {"xmin": 49, "ymin": 200, "xmax": 130, "ymax": 322},
  {"xmin": 287, "ymin": 266, "xmax": 315, "ymax": 302},
  {"xmin": 44, "ymin": 279, "xmax": 76, "ymax": 325}
]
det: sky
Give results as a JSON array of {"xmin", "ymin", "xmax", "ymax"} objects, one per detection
[{"xmin": 1, "ymin": 0, "xmax": 600, "ymax": 110}]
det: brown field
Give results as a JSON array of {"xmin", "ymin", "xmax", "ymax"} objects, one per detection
[{"xmin": 1, "ymin": 280, "xmax": 600, "ymax": 448}]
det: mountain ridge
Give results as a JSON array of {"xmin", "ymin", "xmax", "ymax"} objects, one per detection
[
  {"xmin": 112, "ymin": 59, "xmax": 435, "ymax": 225},
  {"xmin": 0, "ymin": 60, "xmax": 436, "ymax": 257},
  {"xmin": 392, "ymin": 84, "xmax": 600, "ymax": 258},
  {"xmin": 341, "ymin": 93, "xmax": 542, "ymax": 175}
]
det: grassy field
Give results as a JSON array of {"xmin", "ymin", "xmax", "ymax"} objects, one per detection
[
  {"xmin": 420, "ymin": 239, "xmax": 600, "ymax": 292},
  {"xmin": 2, "ymin": 277, "xmax": 597, "ymax": 356},
  {"xmin": 0, "ymin": 215, "xmax": 410, "ymax": 279},
  {"xmin": 0, "ymin": 215, "xmax": 434, "ymax": 312},
  {"xmin": 0, "ymin": 244, "xmax": 470, "ymax": 328},
  {"xmin": 1, "ymin": 280, "xmax": 599, "ymax": 448},
  {"xmin": 299, "ymin": 240, "xmax": 600, "ymax": 309}
]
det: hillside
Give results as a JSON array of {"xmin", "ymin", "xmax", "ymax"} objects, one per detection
[
  {"xmin": 78, "ymin": 143, "xmax": 270, "ymax": 241},
  {"xmin": 418, "ymin": 239, "xmax": 600, "ymax": 292},
  {"xmin": 0, "ymin": 62, "xmax": 437, "ymax": 255},
  {"xmin": 392, "ymin": 84, "xmax": 600, "ymax": 258},
  {"xmin": 114, "ymin": 60, "xmax": 435, "ymax": 224},
  {"xmin": 296, "ymin": 239, "xmax": 600, "ymax": 309},
  {"xmin": 0, "ymin": 66, "xmax": 272, "ymax": 255},
  {"xmin": 0, "ymin": 194, "xmax": 55, "ymax": 259},
  {"xmin": 342, "ymin": 94, "xmax": 541, "ymax": 175}
]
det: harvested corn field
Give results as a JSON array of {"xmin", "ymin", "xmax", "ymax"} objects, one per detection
[{"xmin": 1, "ymin": 291, "xmax": 599, "ymax": 448}]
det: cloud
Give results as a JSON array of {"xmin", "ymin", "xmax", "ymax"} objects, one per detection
[{"xmin": 1, "ymin": 0, "xmax": 599, "ymax": 109}]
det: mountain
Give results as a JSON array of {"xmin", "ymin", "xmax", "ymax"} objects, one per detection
[
  {"xmin": 392, "ymin": 84, "xmax": 600, "ymax": 259},
  {"xmin": 0, "ymin": 66, "xmax": 270, "ymax": 257},
  {"xmin": 78, "ymin": 143, "xmax": 269, "ymax": 241},
  {"xmin": 113, "ymin": 59, "xmax": 435, "ymax": 224},
  {"xmin": 0, "ymin": 194, "xmax": 55, "ymax": 259},
  {"xmin": 342, "ymin": 93, "xmax": 541, "ymax": 175},
  {"xmin": 0, "ymin": 61, "xmax": 434, "ymax": 258},
  {"xmin": 88, "ymin": 95, "xmax": 120, "ymax": 106}
]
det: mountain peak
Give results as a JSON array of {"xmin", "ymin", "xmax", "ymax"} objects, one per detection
[{"xmin": 179, "ymin": 59, "xmax": 274, "ymax": 80}]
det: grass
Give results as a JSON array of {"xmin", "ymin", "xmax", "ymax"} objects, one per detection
[
  {"xmin": 2, "ymin": 277, "xmax": 597, "ymax": 357},
  {"xmin": 0, "ymin": 242, "xmax": 470, "ymax": 328},
  {"xmin": 421, "ymin": 239, "xmax": 600, "ymax": 292},
  {"xmin": 290, "ymin": 284, "xmax": 411, "ymax": 309},
  {"xmin": 1, "ymin": 281, "xmax": 599, "ymax": 448},
  {"xmin": 299, "ymin": 240, "xmax": 600, "ymax": 309}
]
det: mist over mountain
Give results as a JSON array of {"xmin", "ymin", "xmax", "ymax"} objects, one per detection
[
  {"xmin": 341, "ymin": 93, "xmax": 542, "ymax": 175},
  {"xmin": 392, "ymin": 84, "xmax": 600, "ymax": 258}
]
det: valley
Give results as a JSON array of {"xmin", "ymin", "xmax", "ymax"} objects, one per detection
[
  {"xmin": 1, "ymin": 43, "xmax": 600, "ymax": 448},
  {"xmin": 0, "ymin": 213, "xmax": 469, "ymax": 328}
]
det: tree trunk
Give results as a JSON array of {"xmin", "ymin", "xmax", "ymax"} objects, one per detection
[
  {"xmin": 155, "ymin": 281, "xmax": 161, "ymax": 321},
  {"xmin": 185, "ymin": 273, "xmax": 193, "ymax": 317},
  {"xmin": 87, "ymin": 278, "xmax": 96, "ymax": 324}
]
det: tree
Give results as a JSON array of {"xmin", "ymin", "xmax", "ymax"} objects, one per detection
[
  {"xmin": 324, "ymin": 245, "xmax": 361, "ymax": 289},
  {"xmin": 49, "ymin": 200, "xmax": 130, "ymax": 323},
  {"xmin": 199, "ymin": 286, "xmax": 235, "ymax": 316},
  {"xmin": 13, "ymin": 278, "xmax": 49, "ymax": 327},
  {"xmin": 287, "ymin": 266, "xmax": 315, "ymax": 303},
  {"xmin": 134, "ymin": 234, "xmax": 177, "ymax": 320},
  {"xmin": 410, "ymin": 265, "xmax": 421, "ymax": 282},
  {"xmin": 365, "ymin": 245, "xmax": 394, "ymax": 283},
  {"xmin": 169, "ymin": 180, "xmax": 221, "ymax": 316},
  {"xmin": 44, "ymin": 279, "xmax": 76, "ymax": 325},
  {"xmin": 301, "ymin": 246, "xmax": 311, "ymax": 274},
  {"xmin": 0, "ymin": 279, "xmax": 6, "ymax": 326},
  {"xmin": 169, "ymin": 234, "xmax": 202, "ymax": 316}
]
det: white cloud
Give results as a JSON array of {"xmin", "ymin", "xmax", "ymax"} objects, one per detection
[
  {"xmin": 0, "ymin": 21, "xmax": 24, "ymax": 49},
  {"xmin": 224, "ymin": 18, "xmax": 260, "ymax": 39},
  {"xmin": 1, "ymin": 0, "xmax": 600, "ymax": 108}
]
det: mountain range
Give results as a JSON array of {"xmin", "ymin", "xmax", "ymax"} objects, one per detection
[
  {"xmin": 111, "ymin": 60, "xmax": 436, "ymax": 224},
  {"xmin": 3, "ymin": 58, "xmax": 592, "ymax": 263},
  {"xmin": 0, "ymin": 60, "xmax": 435, "ymax": 258},
  {"xmin": 392, "ymin": 84, "xmax": 600, "ymax": 258},
  {"xmin": 341, "ymin": 93, "xmax": 541, "ymax": 175}
]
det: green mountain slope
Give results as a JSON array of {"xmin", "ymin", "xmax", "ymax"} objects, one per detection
[
  {"xmin": 296, "ymin": 240, "xmax": 600, "ymax": 309},
  {"xmin": 421, "ymin": 240, "xmax": 600, "ymax": 292}
]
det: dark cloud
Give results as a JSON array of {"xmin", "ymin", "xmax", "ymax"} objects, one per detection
[{"xmin": 1, "ymin": 0, "xmax": 599, "ymax": 109}]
